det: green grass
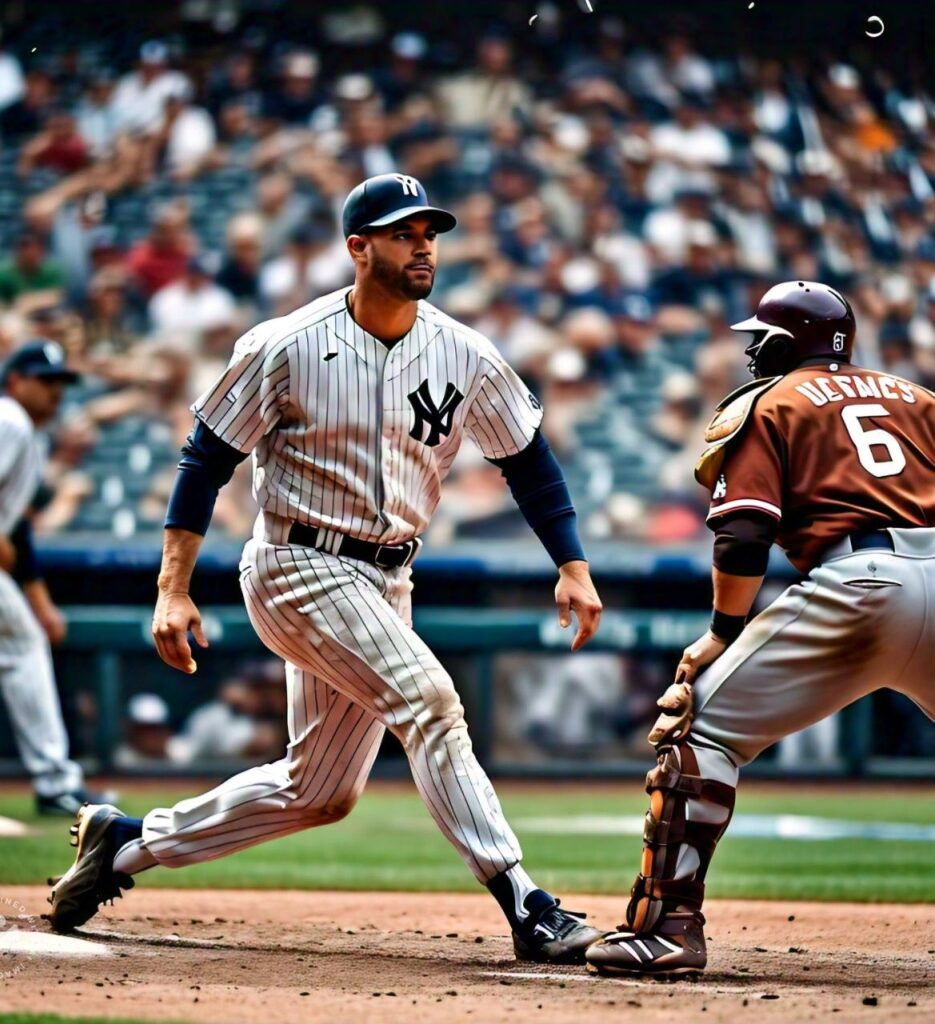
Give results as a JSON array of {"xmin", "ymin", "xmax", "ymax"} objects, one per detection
[
  {"xmin": 1, "ymin": 783, "xmax": 933, "ymax": 903},
  {"xmin": 0, "ymin": 1017, "xmax": 185, "ymax": 1024}
]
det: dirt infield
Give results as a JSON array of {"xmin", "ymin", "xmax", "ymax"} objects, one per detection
[{"xmin": 0, "ymin": 888, "xmax": 932, "ymax": 1023}]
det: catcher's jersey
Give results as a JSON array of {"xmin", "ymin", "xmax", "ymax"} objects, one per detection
[
  {"xmin": 707, "ymin": 362, "xmax": 935, "ymax": 571},
  {"xmin": 0, "ymin": 396, "xmax": 42, "ymax": 535},
  {"xmin": 193, "ymin": 288, "xmax": 543, "ymax": 543}
]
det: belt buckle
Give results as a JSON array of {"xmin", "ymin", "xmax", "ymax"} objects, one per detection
[
  {"xmin": 373, "ymin": 543, "xmax": 400, "ymax": 570},
  {"xmin": 373, "ymin": 539, "xmax": 420, "ymax": 570}
]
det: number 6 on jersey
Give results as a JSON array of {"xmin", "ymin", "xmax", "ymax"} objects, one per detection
[{"xmin": 841, "ymin": 404, "xmax": 906, "ymax": 478}]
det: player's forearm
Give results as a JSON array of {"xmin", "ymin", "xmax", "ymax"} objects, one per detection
[
  {"xmin": 712, "ymin": 567, "xmax": 763, "ymax": 617},
  {"xmin": 157, "ymin": 528, "xmax": 204, "ymax": 595}
]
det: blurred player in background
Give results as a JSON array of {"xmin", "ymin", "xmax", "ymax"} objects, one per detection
[
  {"xmin": 0, "ymin": 340, "xmax": 90, "ymax": 815},
  {"xmin": 587, "ymin": 281, "xmax": 935, "ymax": 977}
]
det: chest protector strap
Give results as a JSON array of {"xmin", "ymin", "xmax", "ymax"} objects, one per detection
[{"xmin": 694, "ymin": 376, "xmax": 781, "ymax": 490}]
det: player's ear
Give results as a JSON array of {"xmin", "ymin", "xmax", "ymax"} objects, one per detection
[{"xmin": 346, "ymin": 233, "xmax": 368, "ymax": 265}]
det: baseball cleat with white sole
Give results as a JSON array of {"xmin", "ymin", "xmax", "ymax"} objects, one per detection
[{"xmin": 585, "ymin": 911, "xmax": 707, "ymax": 978}]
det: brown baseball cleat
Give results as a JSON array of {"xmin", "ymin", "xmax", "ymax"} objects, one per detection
[{"xmin": 585, "ymin": 911, "xmax": 707, "ymax": 978}]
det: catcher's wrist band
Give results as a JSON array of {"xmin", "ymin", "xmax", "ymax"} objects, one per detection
[{"xmin": 710, "ymin": 609, "xmax": 746, "ymax": 643}]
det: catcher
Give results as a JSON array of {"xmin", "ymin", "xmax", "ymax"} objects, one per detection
[{"xmin": 586, "ymin": 280, "xmax": 935, "ymax": 976}]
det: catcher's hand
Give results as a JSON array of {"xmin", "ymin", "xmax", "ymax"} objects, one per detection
[
  {"xmin": 647, "ymin": 680, "xmax": 694, "ymax": 747},
  {"xmin": 152, "ymin": 591, "xmax": 209, "ymax": 674}
]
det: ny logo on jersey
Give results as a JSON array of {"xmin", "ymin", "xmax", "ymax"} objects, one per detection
[
  {"xmin": 393, "ymin": 174, "xmax": 420, "ymax": 197},
  {"xmin": 713, "ymin": 473, "xmax": 727, "ymax": 500},
  {"xmin": 408, "ymin": 379, "xmax": 464, "ymax": 447}
]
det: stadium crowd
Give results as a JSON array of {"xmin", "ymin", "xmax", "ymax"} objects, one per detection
[{"xmin": 1, "ymin": 9, "xmax": 934, "ymax": 546}]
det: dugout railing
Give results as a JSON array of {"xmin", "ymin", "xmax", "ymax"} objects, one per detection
[{"xmin": 2, "ymin": 604, "xmax": 925, "ymax": 781}]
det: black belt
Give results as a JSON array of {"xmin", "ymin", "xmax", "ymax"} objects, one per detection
[
  {"xmin": 848, "ymin": 529, "xmax": 895, "ymax": 553},
  {"xmin": 287, "ymin": 522, "xmax": 420, "ymax": 569}
]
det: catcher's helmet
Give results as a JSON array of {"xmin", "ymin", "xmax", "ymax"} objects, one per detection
[{"xmin": 731, "ymin": 280, "xmax": 856, "ymax": 378}]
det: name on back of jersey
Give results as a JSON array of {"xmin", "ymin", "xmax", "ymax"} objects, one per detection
[{"xmin": 795, "ymin": 373, "xmax": 916, "ymax": 408}]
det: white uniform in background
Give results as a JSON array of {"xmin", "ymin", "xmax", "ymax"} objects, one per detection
[
  {"xmin": 0, "ymin": 397, "xmax": 83, "ymax": 797},
  {"xmin": 139, "ymin": 288, "xmax": 545, "ymax": 882}
]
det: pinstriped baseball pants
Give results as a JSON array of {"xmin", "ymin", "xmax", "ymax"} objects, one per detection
[
  {"xmin": 0, "ymin": 570, "xmax": 83, "ymax": 796},
  {"xmin": 141, "ymin": 539, "xmax": 523, "ymax": 882}
]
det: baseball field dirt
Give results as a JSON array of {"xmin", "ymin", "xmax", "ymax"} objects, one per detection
[{"xmin": 0, "ymin": 888, "xmax": 931, "ymax": 1023}]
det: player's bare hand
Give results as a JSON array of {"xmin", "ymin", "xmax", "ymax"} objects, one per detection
[
  {"xmin": 0, "ymin": 534, "xmax": 15, "ymax": 573},
  {"xmin": 675, "ymin": 631, "xmax": 727, "ymax": 686},
  {"xmin": 23, "ymin": 580, "xmax": 67, "ymax": 645},
  {"xmin": 152, "ymin": 590, "xmax": 209, "ymax": 674},
  {"xmin": 555, "ymin": 560, "xmax": 602, "ymax": 651}
]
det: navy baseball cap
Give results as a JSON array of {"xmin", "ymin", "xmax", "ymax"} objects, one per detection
[
  {"xmin": 342, "ymin": 174, "xmax": 457, "ymax": 238},
  {"xmin": 2, "ymin": 340, "xmax": 79, "ymax": 384}
]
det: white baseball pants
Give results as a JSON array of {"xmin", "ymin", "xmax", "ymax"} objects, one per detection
[
  {"xmin": 141, "ymin": 537, "xmax": 523, "ymax": 882},
  {"xmin": 0, "ymin": 570, "xmax": 83, "ymax": 797}
]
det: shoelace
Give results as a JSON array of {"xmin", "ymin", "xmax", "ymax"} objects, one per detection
[{"xmin": 528, "ymin": 898, "xmax": 589, "ymax": 940}]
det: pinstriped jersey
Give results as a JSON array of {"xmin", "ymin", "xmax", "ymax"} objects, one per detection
[
  {"xmin": 0, "ymin": 396, "xmax": 41, "ymax": 535},
  {"xmin": 193, "ymin": 287, "xmax": 543, "ymax": 543},
  {"xmin": 706, "ymin": 362, "xmax": 935, "ymax": 571}
]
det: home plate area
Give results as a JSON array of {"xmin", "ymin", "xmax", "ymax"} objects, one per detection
[{"xmin": 0, "ymin": 888, "xmax": 930, "ymax": 1023}]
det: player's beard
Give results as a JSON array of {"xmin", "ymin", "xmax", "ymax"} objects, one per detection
[{"xmin": 371, "ymin": 250, "xmax": 435, "ymax": 300}]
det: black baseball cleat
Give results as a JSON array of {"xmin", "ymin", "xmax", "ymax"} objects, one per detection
[
  {"xmin": 585, "ymin": 911, "xmax": 707, "ymax": 978},
  {"xmin": 511, "ymin": 889, "xmax": 606, "ymax": 964},
  {"xmin": 36, "ymin": 789, "xmax": 120, "ymax": 818},
  {"xmin": 44, "ymin": 803, "xmax": 134, "ymax": 934}
]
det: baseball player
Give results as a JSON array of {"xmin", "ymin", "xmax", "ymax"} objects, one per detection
[
  {"xmin": 47, "ymin": 173, "xmax": 606, "ymax": 962},
  {"xmin": 587, "ymin": 280, "xmax": 935, "ymax": 977},
  {"xmin": 0, "ymin": 341, "xmax": 90, "ymax": 816}
]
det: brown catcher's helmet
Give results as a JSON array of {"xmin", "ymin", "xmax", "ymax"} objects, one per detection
[{"xmin": 731, "ymin": 280, "xmax": 856, "ymax": 378}]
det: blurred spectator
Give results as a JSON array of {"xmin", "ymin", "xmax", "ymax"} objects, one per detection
[
  {"xmin": 83, "ymin": 266, "xmax": 138, "ymax": 353},
  {"xmin": 436, "ymin": 30, "xmax": 532, "ymax": 130},
  {"xmin": 375, "ymin": 32, "xmax": 430, "ymax": 111},
  {"xmin": 152, "ymin": 80, "xmax": 217, "ymax": 180},
  {"xmin": 0, "ymin": 229, "xmax": 65, "ymax": 302},
  {"xmin": 0, "ymin": 34, "xmax": 25, "ymax": 111},
  {"xmin": 149, "ymin": 256, "xmax": 237, "ymax": 338},
  {"xmin": 255, "ymin": 172, "xmax": 312, "ymax": 257},
  {"xmin": 74, "ymin": 68, "xmax": 120, "ymax": 158},
  {"xmin": 207, "ymin": 51, "xmax": 262, "ymax": 118},
  {"xmin": 259, "ymin": 221, "xmax": 351, "ymax": 315},
  {"xmin": 263, "ymin": 51, "xmax": 323, "ymax": 126},
  {"xmin": 114, "ymin": 693, "xmax": 172, "ymax": 767},
  {"xmin": 109, "ymin": 40, "xmax": 190, "ymax": 135},
  {"xmin": 0, "ymin": 69, "xmax": 55, "ymax": 140},
  {"xmin": 17, "ymin": 108, "xmax": 90, "ymax": 175},
  {"xmin": 166, "ymin": 661, "xmax": 287, "ymax": 763},
  {"xmin": 646, "ymin": 93, "xmax": 731, "ymax": 203},
  {"xmin": 125, "ymin": 200, "xmax": 193, "ymax": 298},
  {"xmin": 216, "ymin": 214, "xmax": 264, "ymax": 307}
]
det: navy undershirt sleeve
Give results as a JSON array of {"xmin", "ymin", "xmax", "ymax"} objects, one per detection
[
  {"xmin": 9, "ymin": 517, "xmax": 41, "ymax": 584},
  {"xmin": 165, "ymin": 419, "xmax": 249, "ymax": 536},
  {"xmin": 487, "ymin": 431, "xmax": 586, "ymax": 567}
]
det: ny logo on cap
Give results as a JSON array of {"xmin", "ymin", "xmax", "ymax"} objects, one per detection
[
  {"xmin": 832, "ymin": 332, "xmax": 846, "ymax": 352},
  {"xmin": 393, "ymin": 174, "xmax": 420, "ymax": 197},
  {"xmin": 408, "ymin": 379, "xmax": 464, "ymax": 447},
  {"xmin": 43, "ymin": 342, "xmax": 65, "ymax": 365}
]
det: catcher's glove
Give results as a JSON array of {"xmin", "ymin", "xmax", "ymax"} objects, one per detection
[{"xmin": 647, "ymin": 680, "xmax": 694, "ymax": 749}]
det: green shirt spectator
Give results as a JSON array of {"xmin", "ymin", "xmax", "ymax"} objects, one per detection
[{"xmin": 0, "ymin": 230, "xmax": 65, "ymax": 302}]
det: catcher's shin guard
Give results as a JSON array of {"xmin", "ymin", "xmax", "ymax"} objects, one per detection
[{"xmin": 626, "ymin": 742, "xmax": 735, "ymax": 932}]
